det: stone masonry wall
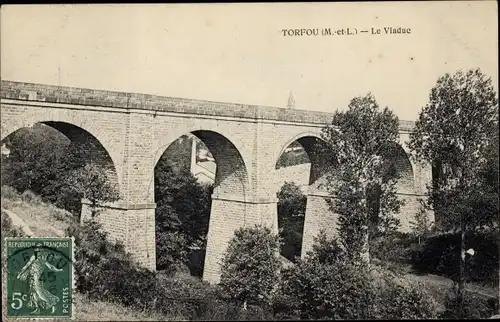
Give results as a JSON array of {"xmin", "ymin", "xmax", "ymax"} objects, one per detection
[{"xmin": 301, "ymin": 193, "xmax": 338, "ymax": 257}]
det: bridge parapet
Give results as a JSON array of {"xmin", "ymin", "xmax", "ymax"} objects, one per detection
[{"xmin": 1, "ymin": 80, "xmax": 415, "ymax": 130}]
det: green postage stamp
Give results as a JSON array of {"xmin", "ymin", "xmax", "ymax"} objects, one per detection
[{"xmin": 4, "ymin": 237, "xmax": 75, "ymax": 319}]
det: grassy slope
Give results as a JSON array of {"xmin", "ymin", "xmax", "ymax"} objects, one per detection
[
  {"xmin": 372, "ymin": 256, "xmax": 498, "ymax": 315},
  {"xmin": 1, "ymin": 195, "xmax": 180, "ymax": 322},
  {"xmin": 3, "ymin": 193, "xmax": 497, "ymax": 319},
  {"xmin": 1, "ymin": 197, "xmax": 70, "ymax": 236}
]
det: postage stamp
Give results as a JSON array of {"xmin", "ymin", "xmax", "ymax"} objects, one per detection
[{"xmin": 4, "ymin": 237, "xmax": 75, "ymax": 319}]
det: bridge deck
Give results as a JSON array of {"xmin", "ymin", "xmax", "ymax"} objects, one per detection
[{"xmin": 1, "ymin": 80, "xmax": 415, "ymax": 130}]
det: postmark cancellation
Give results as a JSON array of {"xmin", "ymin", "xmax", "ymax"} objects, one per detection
[{"xmin": 4, "ymin": 237, "xmax": 75, "ymax": 320}]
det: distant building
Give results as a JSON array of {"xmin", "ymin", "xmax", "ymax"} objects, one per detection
[
  {"xmin": 189, "ymin": 137, "xmax": 310, "ymax": 191},
  {"xmin": 190, "ymin": 138, "xmax": 217, "ymax": 184},
  {"xmin": 194, "ymin": 161, "xmax": 216, "ymax": 184}
]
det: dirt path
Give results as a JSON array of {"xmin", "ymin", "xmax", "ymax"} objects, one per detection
[{"xmin": 1, "ymin": 206, "xmax": 66, "ymax": 237}]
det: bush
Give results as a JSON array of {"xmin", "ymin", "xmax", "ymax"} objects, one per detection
[
  {"xmin": 272, "ymin": 287, "xmax": 301, "ymax": 320},
  {"xmin": 279, "ymin": 232, "xmax": 439, "ymax": 320},
  {"xmin": 21, "ymin": 189, "xmax": 43, "ymax": 204},
  {"xmin": 304, "ymin": 230, "xmax": 345, "ymax": 265},
  {"xmin": 370, "ymin": 274, "xmax": 438, "ymax": 319},
  {"xmin": 441, "ymin": 286, "xmax": 499, "ymax": 319},
  {"xmin": 1, "ymin": 185, "xmax": 20, "ymax": 200},
  {"xmin": 370, "ymin": 231, "xmax": 418, "ymax": 266},
  {"xmin": 281, "ymin": 258, "xmax": 376, "ymax": 320},
  {"xmin": 155, "ymin": 202, "xmax": 190, "ymax": 271},
  {"xmin": 1, "ymin": 211, "xmax": 24, "ymax": 237},
  {"xmin": 48, "ymin": 204, "xmax": 75, "ymax": 223},
  {"xmin": 219, "ymin": 224, "xmax": 282, "ymax": 309},
  {"xmin": 277, "ymin": 182, "xmax": 307, "ymax": 262},
  {"xmin": 67, "ymin": 220, "xmax": 270, "ymax": 320}
]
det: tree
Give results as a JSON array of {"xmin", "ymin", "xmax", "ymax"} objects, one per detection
[
  {"xmin": 69, "ymin": 163, "xmax": 120, "ymax": 220},
  {"xmin": 321, "ymin": 93, "xmax": 403, "ymax": 262},
  {"xmin": 0, "ymin": 124, "xmax": 117, "ymax": 216},
  {"xmin": 277, "ymin": 182, "xmax": 307, "ymax": 262},
  {"xmin": 1, "ymin": 124, "xmax": 69, "ymax": 194},
  {"xmin": 154, "ymin": 155, "xmax": 213, "ymax": 273},
  {"xmin": 219, "ymin": 224, "xmax": 281, "ymax": 310},
  {"xmin": 155, "ymin": 202, "xmax": 189, "ymax": 271},
  {"xmin": 408, "ymin": 68, "xmax": 499, "ymax": 318},
  {"xmin": 304, "ymin": 230, "xmax": 345, "ymax": 265},
  {"xmin": 410, "ymin": 201, "xmax": 434, "ymax": 244}
]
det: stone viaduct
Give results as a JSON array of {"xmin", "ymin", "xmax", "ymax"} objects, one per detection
[{"xmin": 0, "ymin": 80, "xmax": 432, "ymax": 283}]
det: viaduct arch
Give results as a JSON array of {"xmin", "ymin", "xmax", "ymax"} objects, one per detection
[
  {"xmin": 0, "ymin": 80, "xmax": 433, "ymax": 283},
  {"xmin": 153, "ymin": 129, "xmax": 250, "ymax": 279}
]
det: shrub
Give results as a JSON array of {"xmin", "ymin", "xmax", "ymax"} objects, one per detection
[
  {"xmin": 48, "ymin": 205, "xmax": 75, "ymax": 223},
  {"xmin": 1, "ymin": 185, "xmax": 20, "ymax": 200},
  {"xmin": 68, "ymin": 163, "xmax": 120, "ymax": 219},
  {"xmin": 279, "ymin": 231, "xmax": 439, "ymax": 320},
  {"xmin": 67, "ymin": 220, "xmax": 271, "ymax": 321},
  {"xmin": 155, "ymin": 203, "xmax": 189, "ymax": 271},
  {"xmin": 370, "ymin": 231, "xmax": 417, "ymax": 266},
  {"xmin": 441, "ymin": 286, "xmax": 498, "ymax": 319},
  {"xmin": 1, "ymin": 211, "xmax": 24, "ymax": 237},
  {"xmin": 281, "ymin": 258, "xmax": 375, "ymax": 320},
  {"xmin": 272, "ymin": 286, "xmax": 301, "ymax": 320},
  {"xmin": 65, "ymin": 220, "xmax": 132, "ymax": 296},
  {"xmin": 21, "ymin": 189, "xmax": 43, "ymax": 204},
  {"xmin": 277, "ymin": 182, "xmax": 307, "ymax": 262},
  {"xmin": 370, "ymin": 274, "xmax": 438, "ymax": 319},
  {"xmin": 304, "ymin": 230, "xmax": 345, "ymax": 265},
  {"xmin": 219, "ymin": 224, "xmax": 282, "ymax": 309}
]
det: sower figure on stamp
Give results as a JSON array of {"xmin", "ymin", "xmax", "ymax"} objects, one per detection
[{"xmin": 16, "ymin": 243, "xmax": 63, "ymax": 314}]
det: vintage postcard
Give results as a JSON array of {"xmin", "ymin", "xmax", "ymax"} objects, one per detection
[{"xmin": 1, "ymin": 2, "xmax": 498, "ymax": 321}]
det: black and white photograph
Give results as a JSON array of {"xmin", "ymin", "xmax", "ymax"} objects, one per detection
[{"xmin": 1, "ymin": 2, "xmax": 498, "ymax": 320}]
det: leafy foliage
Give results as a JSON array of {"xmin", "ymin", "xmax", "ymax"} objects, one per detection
[
  {"xmin": 408, "ymin": 69, "xmax": 499, "ymax": 318},
  {"xmin": 155, "ymin": 203, "xmax": 190, "ymax": 272},
  {"xmin": 408, "ymin": 68, "xmax": 499, "ymax": 232},
  {"xmin": 281, "ymin": 258, "xmax": 375, "ymax": 320},
  {"xmin": 304, "ymin": 230, "xmax": 345, "ymax": 265},
  {"xmin": 321, "ymin": 93, "xmax": 403, "ymax": 261},
  {"xmin": 1, "ymin": 210, "xmax": 25, "ymax": 237},
  {"xmin": 371, "ymin": 275, "xmax": 439, "ymax": 319},
  {"xmin": 279, "ymin": 232, "xmax": 438, "ymax": 320},
  {"xmin": 1, "ymin": 124, "xmax": 69, "ymax": 194},
  {"xmin": 277, "ymin": 182, "xmax": 307, "ymax": 262},
  {"xmin": 369, "ymin": 231, "xmax": 419, "ymax": 269},
  {"xmin": 219, "ymin": 225, "xmax": 282, "ymax": 308},
  {"xmin": 442, "ymin": 285, "xmax": 499, "ymax": 319},
  {"xmin": 410, "ymin": 201, "xmax": 434, "ymax": 241},
  {"xmin": 1, "ymin": 123, "xmax": 120, "ymax": 216},
  {"xmin": 67, "ymin": 220, "xmax": 271, "ymax": 321},
  {"xmin": 154, "ymin": 147, "xmax": 213, "ymax": 273},
  {"xmin": 69, "ymin": 163, "xmax": 120, "ymax": 219}
]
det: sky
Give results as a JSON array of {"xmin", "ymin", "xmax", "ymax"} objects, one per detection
[{"xmin": 1, "ymin": 2, "xmax": 498, "ymax": 121}]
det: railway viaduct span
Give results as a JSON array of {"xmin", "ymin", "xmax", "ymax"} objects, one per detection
[{"xmin": 0, "ymin": 80, "xmax": 431, "ymax": 283}]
